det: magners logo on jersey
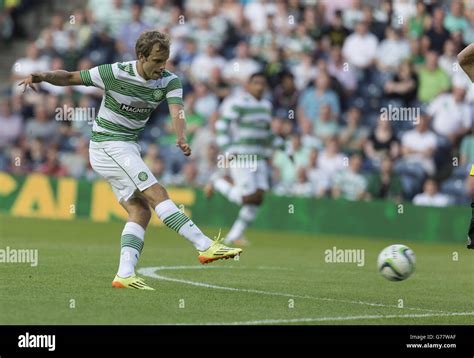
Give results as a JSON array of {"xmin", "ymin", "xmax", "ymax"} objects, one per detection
[{"xmin": 120, "ymin": 104, "xmax": 152, "ymax": 113}]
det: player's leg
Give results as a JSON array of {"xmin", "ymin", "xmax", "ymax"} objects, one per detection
[
  {"xmin": 91, "ymin": 141, "xmax": 241, "ymax": 264},
  {"xmin": 141, "ymin": 183, "xmax": 242, "ymax": 263},
  {"xmin": 204, "ymin": 166, "xmax": 258, "ymax": 245},
  {"xmin": 223, "ymin": 161, "xmax": 268, "ymax": 245},
  {"xmin": 112, "ymin": 193, "xmax": 155, "ymax": 290},
  {"xmin": 210, "ymin": 163, "xmax": 255, "ymax": 206},
  {"xmin": 89, "ymin": 142, "xmax": 155, "ymax": 289},
  {"xmin": 208, "ymin": 174, "xmax": 244, "ymax": 205},
  {"xmin": 224, "ymin": 190, "xmax": 263, "ymax": 245},
  {"xmin": 141, "ymin": 183, "xmax": 211, "ymax": 251},
  {"xmin": 113, "ymin": 148, "xmax": 214, "ymax": 252},
  {"xmin": 116, "ymin": 194, "xmax": 150, "ymax": 278}
]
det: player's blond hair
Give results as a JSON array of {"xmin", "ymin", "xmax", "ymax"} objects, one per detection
[{"xmin": 135, "ymin": 30, "xmax": 170, "ymax": 59}]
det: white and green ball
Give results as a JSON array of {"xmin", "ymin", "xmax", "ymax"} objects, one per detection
[{"xmin": 377, "ymin": 244, "xmax": 416, "ymax": 281}]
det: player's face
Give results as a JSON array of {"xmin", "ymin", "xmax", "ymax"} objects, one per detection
[
  {"xmin": 247, "ymin": 76, "xmax": 267, "ymax": 99},
  {"xmin": 140, "ymin": 43, "xmax": 169, "ymax": 80}
]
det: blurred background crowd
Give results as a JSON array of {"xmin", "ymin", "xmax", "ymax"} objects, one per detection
[{"xmin": 1, "ymin": 0, "xmax": 473, "ymax": 207}]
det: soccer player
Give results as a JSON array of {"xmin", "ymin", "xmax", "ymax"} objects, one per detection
[
  {"xmin": 205, "ymin": 72, "xmax": 287, "ymax": 246},
  {"xmin": 18, "ymin": 30, "xmax": 242, "ymax": 290},
  {"xmin": 457, "ymin": 44, "xmax": 474, "ymax": 249}
]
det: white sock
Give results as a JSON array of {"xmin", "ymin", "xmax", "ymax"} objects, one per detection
[
  {"xmin": 117, "ymin": 222, "xmax": 145, "ymax": 278},
  {"xmin": 225, "ymin": 205, "xmax": 258, "ymax": 243},
  {"xmin": 155, "ymin": 199, "xmax": 213, "ymax": 251},
  {"xmin": 214, "ymin": 178, "xmax": 243, "ymax": 205}
]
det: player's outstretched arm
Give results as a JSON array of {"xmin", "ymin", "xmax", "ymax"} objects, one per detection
[
  {"xmin": 18, "ymin": 70, "xmax": 83, "ymax": 92},
  {"xmin": 458, "ymin": 43, "xmax": 474, "ymax": 83},
  {"xmin": 169, "ymin": 103, "xmax": 191, "ymax": 156}
]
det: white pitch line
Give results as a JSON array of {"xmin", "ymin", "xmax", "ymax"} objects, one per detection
[
  {"xmin": 171, "ymin": 311, "xmax": 474, "ymax": 326},
  {"xmin": 143, "ymin": 265, "xmax": 293, "ymax": 271},
  {"xmin": 138, "ymin": 266, "xmax": 446, "ymax": 314},
  {"xmin": 145, "ymin": 265, "xmax": 228, "ymax": 271}
]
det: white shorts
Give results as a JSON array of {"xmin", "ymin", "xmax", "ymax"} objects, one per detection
[
  {"xmin": 229, "ymin": 159, "xmax": 269, "ymax": 196},
  {"xmin": 89, "ymin": 141, "xmax": 157, "ymax": 202}
]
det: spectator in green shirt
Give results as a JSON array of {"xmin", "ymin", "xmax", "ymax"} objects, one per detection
[
  {"xmin": 314, "ymin": 103, "xmax": 340, "ymax": 142},
  {"xmin": 408, "ymin": 1, "xmax": 430, "ymax": 39},
  {"xmin": 417, "ymin": 50, "xmax": 451, "ymax": 103},
  {"xmin": 272, "ymin": 134, "xmax": 311, "ymax": 187},
  {"xmin": 339, "ymin": 106, "xmax": 368, "ymax": 155},
  {"xmin": 409, "ymin": 38, "xmax": 425, "ymax": 69},
  {"xmin": 367, "ymin": 156, "xmax": 403, "ymax": 202},
  {"xmin": 443, "ymin": 0, "xmax": 469, "ymax": 34},
  {"xmin": 332, "ymin": 153, "xmax": 368, "ymax": 201}
]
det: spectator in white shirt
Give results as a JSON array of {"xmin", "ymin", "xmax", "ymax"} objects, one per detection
[
  {"xmin": 401, "ymin": 114, "xmax": 438, "ymax": 175},
  {"xmin": 190, "ymin": 44, "xmax": 226, "ymax": 83},
  {"xmin": 49, "ymin": 14, "xmax": 69, "ymax": 54},
  {"xmin": 343, "ymin": 0, "xmax": 364, "ymax": 30},
  {"xmin": 222, "ymin": 42, "xmax": 261, "ymax": 85},
  {"xmin": 306, "ymin": 148, "xmax": 330, "ymax": 197},
  {"xmin": 393, "ymin": 0, "xmax": 417, "ymax": 28},
  {"xmin": 438, "ymin": 39, "xmax": 459, "ymax": 78},
  {"xmin": 342, "ymin": 20, "xmax": 379, "ymax": 69},
  {"xmin": 290, "ymin": 51, "xmax": 317, "ymax": 91},
  {"xmin": 143, "ymin": 0, "xmax": 173, "ymax": 30},
  {"xmin": 87, "ymin": 0, "xmax": 113, "ymax": 25},
  {"xmin": 452, "ymin": 62, "xmax": 474, "ymax": 104},
  {"xmin": 11, "ymin": 42, "xmax": 49, "ymax": 95},
  {"xmin": 375, "ymin": 27, "xmax": 410, "ymax": 73},
  {"xmin": 291, "ymin": 167, "xmax": 314, "ymax": 198},
  {"xmin": 328, "ymin": 45, "xmax": 357, "ymax": 93},
  {"xmin": 191, "ymin": 15, "xmax": 225, "ymax": 53},
  {"xmin": 427, "ymin": 87, "xmax": 472, "ymax": 144},
  {"xmin": 0, "ymin": 99, "xmax": 22, "ymax": 149},
  {"xmin": 193, "ymin": 82, "xmax": 219, "ymax": 119},
  {"xmin": 104, "ymin": 0, "xmax": 131, "ymax": 38},
  {"xmin": 244, "ymin": 0, "xmax": 277, "ymax": 33},
  {"xmin": 318, "ymin": 136, "xmax": 346, "ymax": 182},
  {"xmin": 413, "ymin": 178, "xmax": 451, "ymax": 207}
]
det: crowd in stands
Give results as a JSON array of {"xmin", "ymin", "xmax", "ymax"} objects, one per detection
[{"xmin": 1, "ymin": 0, "xmax": 474, "ymax": 207}]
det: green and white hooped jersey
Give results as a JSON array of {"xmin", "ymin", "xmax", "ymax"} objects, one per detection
[
  {"xmin": 80, "ymin": 61, "xmax": 183, "ymax": 142},
  {"xmin": 216, "ymin": 92, "xmax": 279, "ymax": 159}
]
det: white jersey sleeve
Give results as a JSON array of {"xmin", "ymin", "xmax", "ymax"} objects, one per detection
[
  {"xmin": 165, "ymin": 76, "xmax": 183, "ymax": 106},
  {"xmin": 79, "ymin": 65, "xmax": 111, "ymax": 90}
]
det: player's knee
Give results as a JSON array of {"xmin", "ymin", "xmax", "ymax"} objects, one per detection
[
  {"xmin": 130, "ymin": 204, "xmax": 151, "ymax": 225},
  {"xmin": 142, "ymin": 183, "xmax": 169, "ymax": 207},
  {"xmin": 254, "ymin": 192, "xmax": 264, "ymax": 206},
  {"xmin": 242, "ymin": 193, "xmax": 256, "ymax": 205},
  {"xmin": 141, "ymin": 206, "xmax": 152, "ymax": 223},
  {"xmin": 243, "ymin": 191, "xmax": 264, "ymax": 205}
]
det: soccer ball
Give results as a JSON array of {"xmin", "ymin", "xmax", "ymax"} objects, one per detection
[{"xmin": 377, "ymin": 244, "xmax": 416, "ymax": 281}]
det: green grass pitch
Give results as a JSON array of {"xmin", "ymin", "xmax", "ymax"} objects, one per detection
[{"xmin": 0, "ymin": 215, "xmax": 472, "ymax": 325}]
